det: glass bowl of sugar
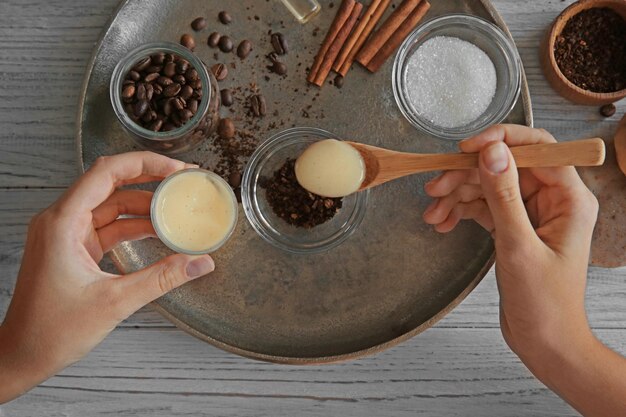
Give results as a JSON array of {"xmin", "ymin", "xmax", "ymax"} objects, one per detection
[{"xmin": 392, "ymin": 14, "xmax": 522, "ymax": 140}]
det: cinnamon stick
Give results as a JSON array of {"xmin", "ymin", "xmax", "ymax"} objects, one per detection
[
  {"xmin": 307, "ymin": 0, "xmax": 356, "ymax": 84},
  {"xmin": 311, "ymin": 2, "xmax": 363, "ymax": 87},
  {"xmin": 333, "ymin": 0, "xmax": 383, "ymax": 72},
  {"xmin": 338, "ymin": 0, "xmax": 392, "ymax": 77},
  {"xmin": 365, "ymin": 0, "xmax": 430, "ymax": 72},
  {"xmin": 355, "ymin": 0, "xmax": 421, "ymax": 66}
]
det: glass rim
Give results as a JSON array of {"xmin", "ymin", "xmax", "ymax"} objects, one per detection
[
  {"xmin": 241, "ymin": 127, "xmax": 369, "ymax": 254},
  {"xmin": 392, "ymin": 14, "xmax": 522, "ymax": 140},
  {"xmin": 110, "ymin": 42, "xmax": 211, "ymax": 141},
  {"xmin": 150, "ymin": 168, "xmax": 238, "ymax": 255}
]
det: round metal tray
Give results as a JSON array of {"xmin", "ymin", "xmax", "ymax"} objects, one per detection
[{"xmin": 77, "ymin": 0, "xmax": 532, "ymax": 363}]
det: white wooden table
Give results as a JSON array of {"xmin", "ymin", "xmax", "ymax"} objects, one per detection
[{"xmin": 0, "ymin": 1, "xmax": 624, "ymax": 415}]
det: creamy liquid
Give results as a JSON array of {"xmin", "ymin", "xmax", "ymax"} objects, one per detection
[
  {"xmin": 295, "ymin": 139, "xmax": 365, "ymax": 198},
  {"xmin": 154, "ymin": 171, "xmax": 236, "ymax": 252}
]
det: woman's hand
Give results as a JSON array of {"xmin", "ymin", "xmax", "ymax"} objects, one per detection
[
  {"xmin": 422, "ymin": 125, "xmax": 626, "ymax": 416},
  {"xmin": 0, "ymin": 152, "xmax": 215, "ymax": 403}
]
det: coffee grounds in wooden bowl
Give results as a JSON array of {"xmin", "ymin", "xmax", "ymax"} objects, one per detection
[{"xmin": 554, "ymin": 8, "xmax": 626, "ymax": 93}]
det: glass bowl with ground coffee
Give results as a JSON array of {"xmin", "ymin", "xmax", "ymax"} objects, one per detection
[
  {"xmin": 393, "ymin": 14, "xmax": 521, "ymax": 141},
  {"xmin": 110, "ymin": 42, "xmax": 220, "ymax": 155},
  {"xmin": 242, "ymin": 127, "xmax": 369, "ymax": 254}
]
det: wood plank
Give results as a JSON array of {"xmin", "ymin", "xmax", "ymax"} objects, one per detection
[
  {"xmin": 1, "ymin": 327, "xmax": 624, "ymax": 416},
  {"xmin": 1, "ymin": 189, "xmax": 624, "ymax": 332}
]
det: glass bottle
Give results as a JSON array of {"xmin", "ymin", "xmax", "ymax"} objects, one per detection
[{"xmin": 279, "ymin": 0, "xmax": 321, "ymax": 23}]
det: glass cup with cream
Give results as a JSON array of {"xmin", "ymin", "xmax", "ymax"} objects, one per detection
[{"xmin": 151, "ymin": 169, "xmax": 238, "ymax": 254}]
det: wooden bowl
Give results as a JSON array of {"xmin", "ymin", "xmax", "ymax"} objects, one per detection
[{"xmin": 541, "ymin": 0, "xmax": 626, "ymax": 105}]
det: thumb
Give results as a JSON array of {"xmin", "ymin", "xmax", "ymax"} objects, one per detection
[
  {"xmin": 478, "ymin": 141, "xmax": 536, "ymax": 250},
  {"xmin": 120, "ymin": 254, "xmax": 215, "ymax": 312}
]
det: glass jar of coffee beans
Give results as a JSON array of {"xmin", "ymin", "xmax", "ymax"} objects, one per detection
[{"xmin": 110, "ymin": 42, "xmax": 220, "ymax": 154}]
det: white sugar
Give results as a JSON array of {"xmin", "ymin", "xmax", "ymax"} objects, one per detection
[{"xmin": 405, "ymin": 36, "xmax": 497, "ymax": 128}]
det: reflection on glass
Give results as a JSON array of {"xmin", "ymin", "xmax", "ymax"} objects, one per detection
[{"xmin": 279, "ymin": 0, "xmax": 321, "ymax": 23}]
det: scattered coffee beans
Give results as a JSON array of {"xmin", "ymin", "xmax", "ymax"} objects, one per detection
[
  {"xmin": 218, "ymin": 11, "xmax": 232, "ymax": 25},
  {"xmin": 121, "ymin": 52, "xmax": 203, "ymax": 132},
  {"xmin": 220, "ymin": 88, "xmax": 234, "ymax": 107},
  {"xmin": 267, "ymin": 53, "xmax": 287, "ymax": 75},
  {"xmin": 334, "ymin": 74, "xmax": 344, "ymax": 89},
  {"xmin": 228, "ymin": 171, "xmax": 242, "ymax": 188},
  {"xmin": 218, "ymin": 36, "xmax": 234, "ymax": 53},
  {"xmin": 208, "ymin": 32, "xmax": 221, "ymax": 48},
  {"xmin": 237, "ymin": 40, "xmax": 252, "ymax": 59},
  {"xmin": 191, "ymin": 17, "xmax": 207, "ymax": 31},
  {"xmin": 262, "ymin": 159, "xmax": 342, "ymax": 228},
  {"xmin": 555, "ymin": 8, "xmax": 626, "ymax": 93},
  {"xmin": 271, "ymin": 32, "xmax": 288, "ymax": 55},
  {"xmin": 218, "ymin": 118, "xmax": 236, "ymax": 139},
  {"xmin": 249, "ymin": 94, "xmax": 266, "ymax": 117},
  {"xmin": 211, "ymin": 63, "xmax": 228, "ymax": 81},
  {"xmin": 600, "ymin": 103, "xmax": 616, "ymax": 117},
  {"xmin": 180, "ymin": 34, "xmax": 195, "ymax": 51}
]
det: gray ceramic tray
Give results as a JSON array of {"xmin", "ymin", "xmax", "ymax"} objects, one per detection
[{"xmin": 77, "ymin": 0, "xmax": 532, "ymax": 363}]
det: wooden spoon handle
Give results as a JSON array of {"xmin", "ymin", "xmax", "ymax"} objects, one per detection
[{"xmin": 419, "ymin": 138, "xmax": 605, "ymax": 171}]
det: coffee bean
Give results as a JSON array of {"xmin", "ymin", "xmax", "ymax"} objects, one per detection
[
  {"xmin": 269, "ymin": 61, "xmax": 287, "ymax": 75},
  {"xmin": 180, "ymin": 85, "xmax": 194, "ymax": 100},
  {"xmin": 334, "ymin": 74, "xmax": 344, "ymax": 89},
  {"xmin": 163, "ymin": 98, "xmax": 174, "ymax": 116},
  {"xmin": 218, "ymin": 118, "xmax": 235, "ymax": 139},
  {"xmin": 163, "ymin": 122, "xmax": 176, "ymax": 132},
  {"xmin": 191, "ymin": 17, "xmax": 207, "ymax": 31},
  {"xmin": 141, "ymin": 110, "xmax": 154, "ymax": 123},
  {"xmin": 600, "ymin": 103, "xmax": 616, "ymax": 117},
  {"xmin": 179, "ymin": 109, "xmax": 194, "ymax": 123},
  {"xmin": 234, "ymin": 187, "xmax": 241, "ymax": 203},
  {"xmin": 185, "ymin": 68, "xmax": 199, "ymax": 81},
  {"xmin": 271, "ymin": 33, "xmax": 288, "ymax": 55},
  {"xmin": 220, "ymin": 88, "xmax": 233, "ymax": 107},
  {"xmin": 193, "ymin": 88, "xmax": 203, "ymax": 99},
  {"xmin": 250, "ymin": 94, "xmax": 266, "ymax": 117},
  {"xmin": 163, "ymin": 62, "xmax": 176, "ymax": 77},
  {"xmin": 163, "ymin": 83, "xmax": 182, "ymax": 97},
  {"xmin": 211, "ymin": 63, "xmax": 228, "ymax": 81},
  {"xmin": 218, "ymin": 36, "xmax": 233, "ymax": 53},
  {"xmin": 237, "ymin": 40, "xmax": 252, "ymax": 59},
  {"xmin": 187, "ymin": 99, "xmax": 198, "ymax": 113},
  {"xmin": 157, "ymin": 76, "xmax": 173, "ymax": 86},
  {"xmin": 153, "ymin": 83, "xmax": 163, "ymax": 96},
  {"xmin": 173, "ymin": 74, "xmax": 186, "ymax": 86},
  {"xmin": 129, "ymin": 70, "xmax": 141, "ymax": 81},
  {"xmin": 133, "ymin": 56, "xmax": 151, "ymax": 72},
  {"xmin": 134, "ymin": 100, "xmax": 149, "ymax": 117},
  {"xmin": 180, "ymin": 34, "xmax": 196, "ymax": 51},
  {"xmin": 122, "ymin": 84, "xmax": 136, "ymax": 100},
  {"xmin": 218, "ymin": 11, "xmax": 232, "ymax": 25},
  {"xmin": 172, "ymin": 97, "xmax": 185, "ymax": 111},
  {"xmin": 228, "ymin": 171, "xmax": 241, "ymax": 188},
  {"xmin": 145, "ymin": 83, "xmax": 154, "ymax": 101},
  {"xmin": 165, "ymin": 53, "xmax": 176, "ymax": 63},
  {"xmin": 136, "ymin": 83, "xmax": 147, "ymax": 100},
  {"xmin": 190, "ymin": 79, "xmax": 202, "ymax": 89},
  {"xmin": 208, "ymin": 32, "xmax": 221, "ymax": 48},
  {"xmin": 146, "ymin": 65, "xmax": 162, "ymax": 74},
  {"xmin": 144, "ymin": 72, "xmax": 159, "ymax": 83},
  {"xmin": 149, "ymin": 119, "xmax": 163, "ymax": 132},
  {"xmin": 176, "ymin": 60, "xmax": 190, "ymax": 74},
  {"xmin": 151, "ymin": 53, "xmax": 165, "ymax": 65}
]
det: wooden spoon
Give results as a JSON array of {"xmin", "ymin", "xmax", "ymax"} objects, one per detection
[
  {"xmin": 348, "ymin": 138, "xmax": 606, "ymax": 191},
  {"xmin": 615, "ymin": 114, "xmax": 626, "ymax": 176}
]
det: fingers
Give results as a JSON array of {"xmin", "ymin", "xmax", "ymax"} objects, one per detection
[
  {"xmin": 116, "ymin": 254, "xmax": 215, "ymax": 316},
  {"xmin": 433, "ymin": 200, "xmax": 494, "ymax": 233},
  {"xmin": 97, "ymin": 218, "xmax": 156, "ymax": 253},
  {"xmin": 423, "ymin": 184, "xmax": 483, "ymax": 224},
  {"xmin": 424, "ymin": 170, "xmax": 479, "ymax": 197},
  {"xmin": 92, "ymin": 190, "xmax": 153, "ymax": 229},
  {"xmin": 478, "ymin": 141, "xmax": 539, "ymax": 251},
  {"xmin": 63, "ymin": 152, "xmax": 192, "ymax": 212},
  {"xmin": 459, "ymin": 124, "xmax": 556, "ymax": 153}
]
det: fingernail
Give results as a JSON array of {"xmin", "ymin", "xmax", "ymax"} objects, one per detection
[
  {"xmin": 425, "ymin": 177, "xmax": 438, "ymax": 188},
  {"xmin": 483, "ymin": 142, "xmax": 509, "ymax": 174},
  {"xmin": 186, "ymin": 256, "xmax": 215, "ymax": 278},
  {"xmin": 185, "ymin": 163, "xmax": 200, "ymax": 169}
]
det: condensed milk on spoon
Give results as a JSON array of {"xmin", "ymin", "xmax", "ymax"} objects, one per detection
[
  {"xmin": 295, "ymin": 139, "xmax": 366, "ymax": 198},
  {"xmin": 151, "ymin": 169, "xmax": 238, "ymax": 254}
]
